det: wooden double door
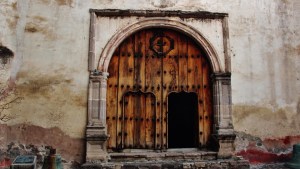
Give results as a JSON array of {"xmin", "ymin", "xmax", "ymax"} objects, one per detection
[{"xmin": 106, "ymin": 28, "xmax": 212, "ymax": 151}]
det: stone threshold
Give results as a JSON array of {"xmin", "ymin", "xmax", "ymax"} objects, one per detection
[
  {"xmin": 82, "ymin": 150, "xmax": 250, "ymax": 169},
  {"xmin": 82, "ymin": 159, "xmax": 250, "ymax": 169},
  {"xmin": 109, "ymin": 149, "xmax": 217, "ymax": 162}
]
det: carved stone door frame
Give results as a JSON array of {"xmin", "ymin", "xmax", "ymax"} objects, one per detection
[{"xmin": 86, "ymin": 9, "xmax": 235, "ymax": 162}]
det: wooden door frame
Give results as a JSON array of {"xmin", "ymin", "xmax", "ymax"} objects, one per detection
[{"xmin": 85, "ymin": 9, "xmax": 235, "ymax": 163}]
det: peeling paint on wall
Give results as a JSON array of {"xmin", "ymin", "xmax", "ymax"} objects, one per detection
[
  {"xmin": 5, "ymin": 71, "xmax": 88, "ymax": 138},
  {"xmin": 24, "ymin": 16, "xmax": 57, "ymax": 40},
  {"xmin": 37, "ymin": 0, "xmax": 74, "ymax": 7},
  {"xmin": 55, "ymin": 0, "xmax": 73, "ymax": 7},
  {"xmin": 0, "ymin": 123, "xmax": 84, "ymax": 167},
  {"xmin": 150, "ymin": 0, "xmax": 178, "ymax": 8},
  {"xmin": 233, "ymin": 105, "xmax": 300, "ymax": 139},
  {"xmin": 235, "ymin": 132, "xmax": 300, "ymax": 164}
]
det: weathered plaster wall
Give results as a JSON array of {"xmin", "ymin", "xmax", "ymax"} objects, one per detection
[{"xmin": 0, "ymin": 0, "xmax": 299, "ymax": 166}]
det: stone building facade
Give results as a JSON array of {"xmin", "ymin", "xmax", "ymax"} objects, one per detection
[{"xmin": 0, "ymin": 0, "xmax": 299, "ymax": 168}]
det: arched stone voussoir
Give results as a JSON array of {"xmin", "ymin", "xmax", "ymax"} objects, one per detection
[{"xmin": 97, "ymin": 18, "xmax": 223, "ymax": 73}]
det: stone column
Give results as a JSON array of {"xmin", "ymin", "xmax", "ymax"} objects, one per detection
[
  {"xmin": 211, "ymin": 73, "xmax": 235, "ymax": 159},
  {"xmin": 86, "ymin": 70, "xmax": 109, "ymax": 162}
]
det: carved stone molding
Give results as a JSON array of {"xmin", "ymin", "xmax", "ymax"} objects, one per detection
[
  {"xmin": 86, "ymin": 9, "xmax": 234, "ymax": 162},
  {"xmin": 211, "ymin": 72, "xmax": 235, "ymax": 159},
  {"xmin": 86, "ymin": 71, "xmax": 109, "ymax": 162},
  {"xmin": 88, "ymin": 9, "xmax": 229, "ymax": 73}
]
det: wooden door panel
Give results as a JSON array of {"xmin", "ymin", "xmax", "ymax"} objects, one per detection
[
  {"xmin": 145, "ymin": 94, "xmax": 156, "ymax": 148},
  {"xmin": 202, "ymin": 59, "xmax": 212, "ymax": 146},
  {"xmin": 138, "ymin": 93, "xmax": 146, "ymax": 148},
  {"xmin": 162, "ymin": 30, "xmax": 178, "ymax": 149},
  {"xmin": 116, "ymin": 37, "xmax": 135, "ymax": 149},
  {"xmin": 116, "ymin": 41, "xmax": 127, "ymax": 149},
  {"xmin": 107, "ymin": 28, "xmax": 212, "ymax": 151},
  {"xmin": 134, "ymin": 30, "xmax": 146, "ymax": 90},
  {"xmin": 106, "ymin": 48, "xmax": 119, "ymax": 149},
  {"xmin": 133, "ymin": 30, "xmax": 146, "ymax": 148},
  {"xmin": 123, "ymin": 91, "xmax": 156, "ymax": 148},
  {"xmin": 145, "ymin": 30, "xmax": 163, "ymax": 149},
  {"xmin": 187, "ymin": 40, "xmax": 198, "ymax": 93},
  {"xmin": 123, "ymin": 93, "xmax": 134, "ymax": 148},
  {"xmin": 187, "ymin": 39, "xmax": 204, "ymax": 146}
]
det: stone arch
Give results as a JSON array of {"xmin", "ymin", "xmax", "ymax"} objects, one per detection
[
  {"xmin": 86, "ymin": 12, "xmax": 235, "ymax": 162},
  {"xmin": 97, "ymin": 18, "xmax": 223, "ymax": 73}
]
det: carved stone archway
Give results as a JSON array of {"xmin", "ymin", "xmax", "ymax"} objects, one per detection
[
  {"xmin": 85, "ymin": 10, "xmax": 235, "ymax": 163},
  {"xmin": 98, "ymin": 18, "xmax": 223, "ymax": 73}
]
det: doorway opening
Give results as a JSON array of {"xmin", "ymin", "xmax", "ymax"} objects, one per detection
[
  {"xmin": 106, "ymin": 28, "xmax": 213, "ymax": 151},
  {"xmin": 168, "ymin": 92, "xmax": 198, "ymax": 148}
]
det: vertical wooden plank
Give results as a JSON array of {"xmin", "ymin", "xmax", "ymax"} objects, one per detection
[
  {"xmin": 144, "ymin": 30, "xmax": 153, "ymax": 148},
  {"xmin": 116, "ymin": 40, "xmax": 127, "ymax": 149},
  {"xmin": 134, "ymin": 31, "xmax": 146, "ymax": 148},
  {"xmin": 106, "ymin": 48, "xmax": 119, "ymax": 149},
  {"xmin": 123, "ymin": 95, "xmax": 129, "ymax": 148},
  {"xmin": 133, "ymin": 94, "xmax": 138, "ymax": 148},
  {"xmin": 178, "ymin": 34, "xmax": 188, "ymax": 92},
  {"xmin": 145, "ymin": 94, "xmax": 155, "ymax": 148},
  {"xmin": 124, "ymin": 94, "xmax": 134, "ymax": 148},
  {"xmin": 202, "ymin": 56, "xmax": 212, "ymax": 146},
  {"xmin": 162, "ymin": 30, "xmax": 178, "ymax": 149},
  {"xmin": 139, "ymin": 94, "xmax": 146, "ymax": 148},
  {"xmin": 145, "ymin": 29, "xmax": 162, "ymax": 149},
  {"xmin": 127, "ymin": 36, "xmax": 135, "ymax": 148},
  {"xmin": 117, "ymin": 36, "xmax": 135, "ymax": 149},
  {"xmin": 198, "ymin": 55, "xmax": 205, "ymax": 147},
  {"xmin": 187, "ymin": 40, "xmax": 203, "ymax": 147},
  {"xmin": 133, "ymin": 94, "xmax": 142, "ymax": 148},
  {"xmin": 187, "ymin": 40, "xmax": 197, "ymax": 93},
  {"xmin": 134, "ymin": 30, "xmax": 146, "ymax": 90},
  {"xmin": 133, "ymin": 94, "xmax": 140, "ymax": 148}
]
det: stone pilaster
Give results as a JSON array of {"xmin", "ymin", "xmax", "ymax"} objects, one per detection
[
  {"xmin": 86, "ymin": 70, "xmax": 109, "ymax": 162},
  {"xmin": 211, "ymin": 73, "xmax": 235, "ymax": 159}
]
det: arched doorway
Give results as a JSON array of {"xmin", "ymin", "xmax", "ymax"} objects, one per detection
[
  {"xmin": 106, "ymin": 28, "xmax": 213, "ymax": 151},
  {"xmin": 86, "ymin": 10, "xmax": 236, "ymax": 162}
]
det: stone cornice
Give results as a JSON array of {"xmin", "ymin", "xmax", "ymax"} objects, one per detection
[{"xmin": 90, "ymin": 9, "xmax": 228, "ymax": 19}]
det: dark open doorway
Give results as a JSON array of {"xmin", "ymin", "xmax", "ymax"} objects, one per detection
[{"xmin": 168, "ymin": 92, "xmax": 198, "ymax": 148}]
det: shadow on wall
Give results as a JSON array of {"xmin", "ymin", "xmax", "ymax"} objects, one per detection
[
  {"xmin": 0, "ymin": 45, "xmax": 17, "ymax": 122},
  {"xmin": 0, "ymin": 45, "xmax": 14, "ymax": 67},
  {"xmin": 235, "ymin": 132, "xmax": 300, "ymax": 164}
]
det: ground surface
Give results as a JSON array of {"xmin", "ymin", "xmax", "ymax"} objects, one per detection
[{"xmin": 250, "ymin": 163, "xmax": 290, "ymax": 169}]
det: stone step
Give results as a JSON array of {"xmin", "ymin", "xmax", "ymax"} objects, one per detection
[
  {"xmin": 81, "ymin": 150, "xmax": 250, "ymax": 169},
  {"xmin": 82, "ymin": 158, "xmax": 250, "ymax": 169},
  {"xmin": 108, "ymin": 150, "xmax": 217, "ymax": 162}
]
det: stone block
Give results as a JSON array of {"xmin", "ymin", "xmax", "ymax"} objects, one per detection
[
  {"xmin": 182, "ymin": 162, "xmax": 194, "ymax": 169},
  {"xmin": 195, "ymin": 161, "xmax": 207, "ymax": 168}
]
